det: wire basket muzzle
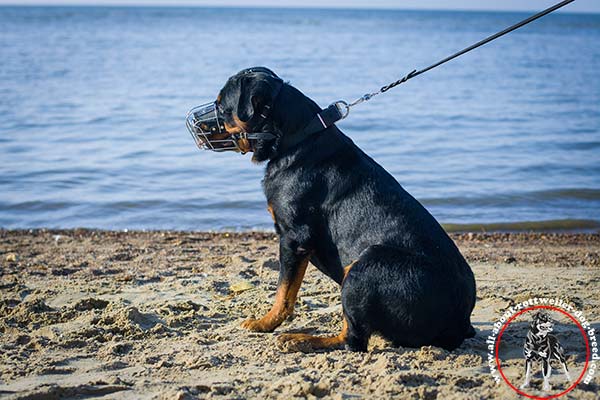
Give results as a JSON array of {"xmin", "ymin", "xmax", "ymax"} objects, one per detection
[{"xmin": 186, "ymin": 101, "xmax": 240, "ymax": 152}]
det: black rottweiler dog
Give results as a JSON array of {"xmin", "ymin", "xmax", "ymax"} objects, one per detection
[
  {"xmin": 521, "ymin": 311, "xmax": 571, "ymax": 391},
  {"xmin": 215, "ymin": 67, "xmax": 476, "ymax": 351}
]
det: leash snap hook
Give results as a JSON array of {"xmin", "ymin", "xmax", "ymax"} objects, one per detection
[{"xmin": 332, "ymin": 100, "xmax": 350, "ymax": 120}]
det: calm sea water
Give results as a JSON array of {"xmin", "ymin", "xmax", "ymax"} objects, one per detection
[{"xmin": 1, "ymin": 6, "xmax": 599, "ymax": 231}]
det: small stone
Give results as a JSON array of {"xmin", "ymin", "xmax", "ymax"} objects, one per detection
[
  {"xmin": 174, "ymin": 390, "xmax": 188, "ymax": 400},
  {"xmin": 311, "ymin": 382, "xmax": 330, "ymax": 397},
  {"xmin": 5, "ymin": 253, "xmax": 17, "ymax": 262},
  {"xmin": 156, "ymin": 359, "xmax": 172, "ymax": 369},
  {"xmin": 74, "ymin": 298, "xmax": 109, "ymax": 311}
]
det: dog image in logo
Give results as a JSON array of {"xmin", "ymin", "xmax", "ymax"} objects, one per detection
[{"xmin": 520, "ymin": 311, "xmax": 571, "ymax": 391}]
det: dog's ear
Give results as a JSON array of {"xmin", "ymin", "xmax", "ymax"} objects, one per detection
[
  {"xmin": 530, "ymin": 319, "xmax": 537, "ymax": 330},
  {"xmin": 237, "ymin": 72, "xmax": 281, "ymax": 123},
  {"xmin": 530, "ymin": 312, "xmax": 541, "ymax": 329}
]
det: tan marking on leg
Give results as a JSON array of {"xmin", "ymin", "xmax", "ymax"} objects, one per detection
[
  {"xmin": 342, "ymin": 260, "xmax": 356, "ymax": 285},
  {"xmin": 267, "ymin": 203, "xmax": 276, "ymax": 223},
  {"xmin": 241, "ymin": 257, "xmax": 309, "ymax": 332},
  {"xmin": 278, "ymin": 263, "xmax": 355, "ymax": 351},
  {"xmin": 278, "ymin": 316, "xmax": 349, "ymax": 352}
]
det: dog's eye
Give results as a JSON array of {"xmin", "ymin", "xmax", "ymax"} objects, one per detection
[{"xmin": 218, "ymin": 104, "xmax": 232, "ymax": 116}]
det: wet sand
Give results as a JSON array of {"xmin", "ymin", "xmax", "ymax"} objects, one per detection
[{"xmin": 1, "ymin": 229, "xmax": 599, "ymax": 399}]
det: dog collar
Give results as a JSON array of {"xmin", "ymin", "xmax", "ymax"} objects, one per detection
[{"xmin": 281, "ymin": 101, "xmax": 349, "ymax": 150}]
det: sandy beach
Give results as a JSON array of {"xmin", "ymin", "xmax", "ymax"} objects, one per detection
[{"xmin": 0, "ymin": 229, "xmax": 598, "ymax": 399}]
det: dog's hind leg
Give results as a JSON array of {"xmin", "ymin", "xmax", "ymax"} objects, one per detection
[
  {"xmin": 343, "ymin": 313, "xmax": 369, "ymax": 352},
  {"xmin": 542, "ymin": 360, "xmax": 552, "ymax": 391},
  {"xmin": 554, "ymin": 341, "xmax": 571, "ymax": 382},
  {"xmin": 520, "ymin": 360, "xmax": 532, "ymax": 389},
  {"xmin": 277, "ymin": 313, "xmax": 350, "ymax": 352},
  {"xmin": 561, "ymin": 362, "xmax": 571, "ymax": 383},
  {"xmin": 277, "ymin": 262, "xmax": 369, "ymax": 352}
]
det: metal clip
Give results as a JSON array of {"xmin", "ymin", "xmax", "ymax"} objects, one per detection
[
  {"xmin": 332, "ymin": 100, "xmax": 350, "ymax": 120},
  {"xmin": 348, "ymin": 90, "xmax": 381, "ymax": 108}
]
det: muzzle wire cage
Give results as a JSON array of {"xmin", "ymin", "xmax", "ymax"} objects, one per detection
[{"xmin": 186, "ymin": 101, "xmax": 241, "ymax": 152}]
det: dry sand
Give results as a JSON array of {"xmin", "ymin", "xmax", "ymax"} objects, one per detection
[{"xmin": 0, "ymin": 229, "xmax": 599, "ymax": 399}]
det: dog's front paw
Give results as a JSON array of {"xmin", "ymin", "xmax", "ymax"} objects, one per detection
[
  {"xmin": 520, "ymin": 382, "xmax": 530, "ymax": 390},
  {"xmin": 277, "ymin": 333, "xmax": 315, "ymax": 353},
  {"xmin": 542, "ymin": 382, "xmax": 552, "ymax": 391},
  {"xmin": 241, "ymin": 318, "xmax": 275, "ymax": 332}
]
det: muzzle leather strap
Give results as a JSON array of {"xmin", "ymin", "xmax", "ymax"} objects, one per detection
[
  {"xmin": 242, "ymin": 81, "xmax": 283, "ymax": 144},
  {"xmin": 245, "ymin": 132, "xmax": 277, "ymax": 141}
]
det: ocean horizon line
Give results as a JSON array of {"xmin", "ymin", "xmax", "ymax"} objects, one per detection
[{"xmin": 0, "ymin": 4, "xmax": 598, "ymax": 16}]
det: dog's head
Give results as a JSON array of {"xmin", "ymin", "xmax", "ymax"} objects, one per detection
[
  {"xmin": 530, "ymin": 311, "xmax": 554, "ymax": 337},
  {"xmin": 186, "ymin": 67, "xmax": 327, "ymax": 160},
  {"xmin": 215, "ymin": 67, "xmax": 284, "ymax": 161}
]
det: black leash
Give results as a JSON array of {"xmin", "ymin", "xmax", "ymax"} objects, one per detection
[{"xmin": 304, "ymin": 0, "xmax": 575, "ymax": 136}]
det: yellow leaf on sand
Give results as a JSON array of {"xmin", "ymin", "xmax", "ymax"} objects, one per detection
[{"xmin": 229, "ymin": 281, "xmax": 253, "ymax": 294}]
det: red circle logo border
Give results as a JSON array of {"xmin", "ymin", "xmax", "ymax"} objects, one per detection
[{"xmin": 494, "ymin": 305, "xmax": 590, "ymax": 400}]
